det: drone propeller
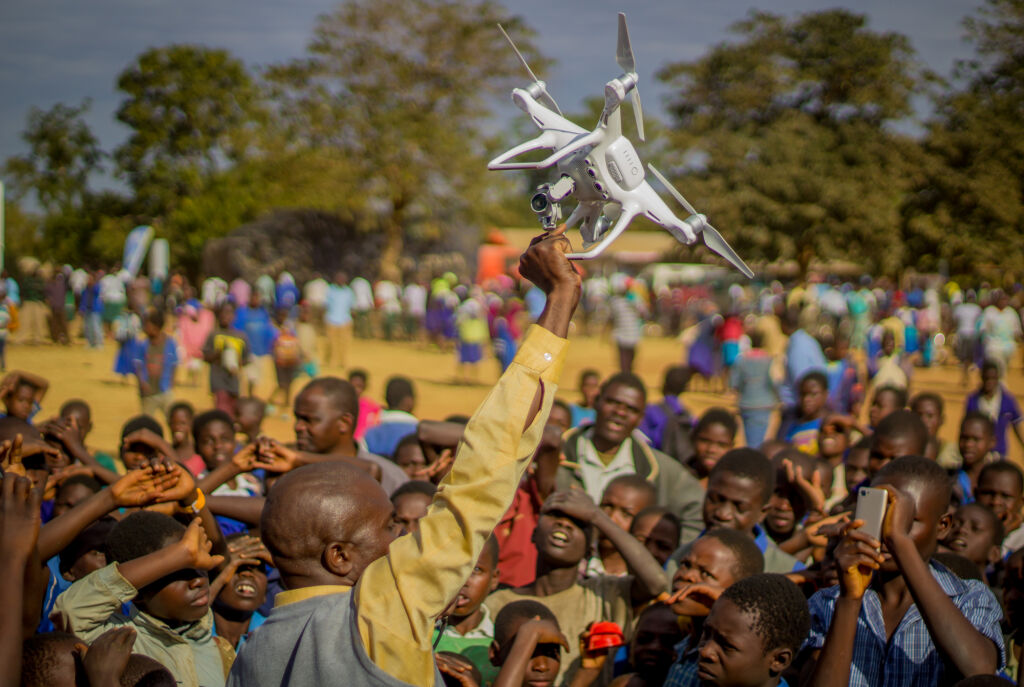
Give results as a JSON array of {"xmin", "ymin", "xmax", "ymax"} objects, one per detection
[
  {"xmin": 498, "ymin": 24, "xmax": 563, "ymax": 116},
  {"xmin": 648, "ymin": 164, "xmax": 754, "ymax": 278},
  {"xmin": 616, "ymin": 13, "xmax": 645, "ymax": 141}
]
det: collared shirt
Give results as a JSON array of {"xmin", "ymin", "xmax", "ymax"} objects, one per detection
[
  {"xmin": 806, "ymin": 561, "xmax": 1005, "ymax": 687},
  {"xmin": 433, "ymin": 605, "xmax": 498, "ymax": 686},
  {"xmin": 254, "ymin": 325, "xmax": 566, "ymax": 686},
  {"xmin": 663, "ymin": 637, "xmax": 700, "ymax": 687}
]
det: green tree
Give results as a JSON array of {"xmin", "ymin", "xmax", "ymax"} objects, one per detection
[
  {"xmin": 3, "ymin": 100, "xmax": 103, "ymax": 214},
  {"xmin": 265, "ymin": 0, "xmax": 547, "ymax": 274},
  {"xmin": 656, "ymin": 10, "xmax": 926, "ymax": 275},
  {"xmin": 114, "ymin": 45, "xmax": 263, "ymax": 218},
  {"xmin": 903, "ymin": 0, "xmax": 1024, "ymax": 280}
]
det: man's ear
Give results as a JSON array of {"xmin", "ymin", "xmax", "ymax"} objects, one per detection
[
  {"xmin": 323, "ymin": 541, "xmax": 354, "ymax": 578},
  {"xmin": 768, "ymin": 646, "xmax": 794, "ymax": 675},
  {"xmin": 338, "ymin": 412, "xmax": 355, "ymax": 437}
]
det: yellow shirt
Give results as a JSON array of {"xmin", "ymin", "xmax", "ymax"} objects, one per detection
[{"xmin": 275, "ymin": 324, "xmax": 568, "ymax": 685}]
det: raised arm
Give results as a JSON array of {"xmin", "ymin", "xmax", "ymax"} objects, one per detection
[
  {"xmin": 355, "ymin": 231, "xmax": 580, "ymax": 684},
  {"xmin": 0, "ymin": 474, "xmax": 42, "ymax": 687},
  {"xmin": 542, "ymin": 490, "xmax": 667, "ymax": 603}
]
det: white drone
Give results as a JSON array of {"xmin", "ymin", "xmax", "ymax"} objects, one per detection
[{"xmin": 488, "ymin": 13, "xmax": 753, "ymax": 278}]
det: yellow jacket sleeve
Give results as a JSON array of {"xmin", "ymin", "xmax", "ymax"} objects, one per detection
[{"xmin": 354, "ymin": 324, "xmax": 568, "ymax": 685}]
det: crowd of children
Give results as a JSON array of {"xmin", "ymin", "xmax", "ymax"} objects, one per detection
[{"xmin": 4, "ymin": 237, "xmax": 1024, "ymax": 687}]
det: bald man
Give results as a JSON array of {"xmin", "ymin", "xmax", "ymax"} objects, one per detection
[{"xmin": 228, "ymin": 231, "xmax": 580, "ymax": 686}]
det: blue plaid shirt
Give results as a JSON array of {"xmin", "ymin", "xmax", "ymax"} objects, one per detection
[
  {"xmin": 663, "ymin": 636, "xmax": 791, "ymax": 687},
  {"xmin": 807, "ymin": 561, "xmax": 1005, "ymax": 686}
]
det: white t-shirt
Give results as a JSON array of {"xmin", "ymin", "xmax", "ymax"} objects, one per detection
[
  {"xmin": 983, "ymin": 306, "xmax": 1022, "ymax": 346},
  {"xmin": 403, "ymin": 283, "xmax": 427, "ymax": 316},
  {"xmin": 303, "ymin": 278, "xmax": 329, "ymax": 307},
  {"xmin": 351, "ymin": 277, "xmax": 374, "ymax": 311},
  {"xmin": 375, "ymin": 280, "xmax": 401, "ymax": 314},
  {"xmin": 99, "ymin": 274, "xmax": 127, "ymax": 304},
  {"xmin": 954, "ymin": 303, "xmax": 982, "ymax": 335}
]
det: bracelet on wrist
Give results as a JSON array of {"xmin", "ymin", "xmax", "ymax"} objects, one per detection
[{"xmin": 176, "ymin": 488, "xmax": 206, "ymax": 515}]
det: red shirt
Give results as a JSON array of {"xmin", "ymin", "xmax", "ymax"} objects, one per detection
[{"xmin": 494, "ymin": 477, "xmax": 542, "ymax": 588}]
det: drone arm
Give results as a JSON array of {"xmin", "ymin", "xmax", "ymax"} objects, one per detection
[
  {"xmin": 567, "ymin": 204, "xmax": 638, "ymax": 260},
  {"xmin": 487, "ymin": 130, "xmax": 563, "ymax": 170}
]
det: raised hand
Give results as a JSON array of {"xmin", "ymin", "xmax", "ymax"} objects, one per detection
[
  {"xmin": 231, "ymin": 442, "xmax": 261, "ymax": 473},
  {"xmin": 541, "ymin": 489, "xmax": 600, "ymax": 524},
  {"xmin": 74, "ymin": 627, "xmax": 136, "ymax": 687},
  {"xmin": 411, "ymin": 448, "xmax": 454, "ymax": 483},
  {"xmin": 805, "ymin": 512, "xmax": 850, "ymax": 548},
  {"xmin": 109, "ymin": 467, "xmax": 175, "ymax": 508},
  {"xmin": 252, "ymin": 438, "xmax": 301, "ymax": 474},
  {"xmin": 435, "ymin": 652, "xmax": 480, "ymax": 687},
  {"xmin": 176, "ymin": 518, "xmax": 225, "ymax": 571},
  {"xmin": 518, "ymin": 226, "xmax": 581, "ymax": 302},
  {"xmin": 783, "ymin": 458, "xmax": 827, "ymax": 515},
  {"xmin": 153, "ymin": 464, "xmax": 198, "ymax": 505},
  {"xmin": 665, "ymin": 582, "xmax": 724, "ymax": 609},
  {"xmin": 878, "ymin": 484, "xmax": 914, "ymax": 544},
  {"xmin": 0, "ymin": 472, "xmax": 43, "ymax": 563},
  {"xmin": 519, "ymin": 617, "xmax": 570, "ymax": 652},
  {"xmin": 228, "ymin": 533, "xmax": 273, "ymax": 566}
]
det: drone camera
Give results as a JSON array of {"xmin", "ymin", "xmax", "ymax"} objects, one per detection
[
  {"xmin": 531, "ymin": 184, "xmax": 562, "ymax": 229},
  {"xmin": 531, "ymin": 191, "xmax": 549, "ymax": 213}
]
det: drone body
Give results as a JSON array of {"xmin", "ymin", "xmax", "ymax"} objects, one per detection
[{"xmin": 489, "ymin": 14, "xmax": 753, "ymax": 278}]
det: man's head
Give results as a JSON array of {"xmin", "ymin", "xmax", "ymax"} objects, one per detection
[
  {"xmin": 910, "ymin": 392, "xmax": 944, "ymax": 438},
  {"xmin": 449, "ymin": 535, "xmax": 500, "ymax": 621},
  {"xmin": 960, "ymin": 411, "xmax": 996, "ymax": 468},
  {"xmin": 592, "ymin": 372, "xmax": 646, "ymax": 452},
  {"xmin": 872, "ymin": 456, "xmax": 954, "ymax": 569},
  {"xmin": 600, "ymin": 474, "xmax": 657, "ymax": 533},
  {"xmin": 390, "ymin": 480, "xmax": 436, "ymax": 535},
  {"xmin": 869, "ymin": 409, "xmax": 928, "ymax": 476},
  {"xmin": 384, "ymin": 376, "xmax": 415, "ymax": 413},
  {"xmin": 630, "ymin": 506, "xmax": 681, "ymax": 567},
  {"xmin": 703, "ymin": 449, "xmax": 775, "ymax": 534},
  {"xmin": 671, "ymin": 528, "xmax": 764, "ymax": 618},
  {"xmin": 193, "ymin": 409, "xmax": 235, "ymax": 471},
  {"xmin": 976, "ymin": 461, "xmax": 1024, "ymax": 527},
  {"xmin": 692, "ymin": 408, "xmax": 738, "ymax": 478},
  {"xmin": 293, "ymin": 377, "xmax": 360, "ymax": 453},
  {"xmin": 696, "ymin": 574, "xmax": 809, "ymax": 687},
  {"xmin": 106, "ymin": 511, "xmax": 209, "ymax": 623},
  {"xmin": 262, "ymin": 462, "xmax": 401, "ymax": 587},
  {"xmin": 869, "ymin": 386, "xmax": 908, "ymax": 429}
]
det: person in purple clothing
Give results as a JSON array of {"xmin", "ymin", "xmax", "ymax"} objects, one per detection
[
  {"xmin": 966, "ymin": 359, "xmax": 1024, "ymax": 459},
  {"xmin": 640, "ymin": 365, "xmax": 693, "ymax": 451}
]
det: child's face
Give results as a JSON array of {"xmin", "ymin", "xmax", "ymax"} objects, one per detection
[
  {"xmin": 5, "ymin": 384, "xmax": 35, "ymax": 420},
  {"xmin": 869, "ymin": 391, "xmax": 902, "ymax": 429},
  {"xmin": 798, "ymin": 380, "xmax": 827, "ymax": 419},
  {"xmin": 533, "ymin": 511, "xmax": 589, "ymax": 567},
  {"xmin": 694, "ymin": 424, "xmax": 735, "ymax": 477},
  {"xmin": 140, "ymin": 567, "xmax": 211, "ymax": 623},
  {"xmin": 871, "ymin": 474, "xmax": 950, "ymax": 572},
  {"xmin": 61, "ymin": 409, "xmax": 91, "ymax": 441},
  {"xmin": 869, "ymin": 434, "xmax": 918, "ymax": 477},
  {"xmin": 911, "ymin": 399, "xmax": 943, "ymax": 438},
  {"xmin": 981, "ymin": 367, "xmax": 999, "ymax": 395},
  {"xmin": 53, "ymin": 482, "xmax": 97, "ymax": 518},
  {"xmin": 671, "ymin": 536, "xmax": 741, "ymax": 617},
  {"xmin": 393, "ymin": 492, "xmax": 432, "ymax": 535},
  {"xmin": 941, "ymin": 504, "xmax": 999, "ymax": 568},
  {"xmin": 349, "ymin": 376, "xmax": 366, "ymax": 397},
  {"xmin": 64, "ymin": 549, "xmax": 107, "ymax": 582},
  {"xmin": 197, "ymin": 420, "xmax": 236, "ymax": 470},
  {"xmin": 169, "ymin": 409, "xmax": 193, "ymax": 447},
  {"xmin": 630, "ymin": 606, "xmax": 684, "ymax": 677},
  {"xmin": 765, "ymin": 490, "xmax": 797, "ymax": 539},
  {"xmin": 817, "ymin": 418, "xmax": 849, "ymax": 459},
  {"xmin": 600, "ymin": 483, "xmax": 654, "ymax": 533},
  {"xmin": 881, "ymin": 332, "xmax": 895, "ymax": 356},
  {"xmin": 631, "ymin": 513, "xmax": 680, "ymax": 567},
  {"xmin": 217, "ymin": 563, "xmax": 267, "ymax": 613},
  {"xmin": 395, "ymin": 442, "xmax": 427, "ymax": 477},
  {"xmin": 845, "ymin": 448, "xmax": 871, "ymax": 493},
  {"xmin": 218, "ymin": 304, "xmax": 236, "ymax": 328},
  {"xmin": 548, "ymin": 405, "xmax": 572, "ymax": 434},
  {"xmin": 703, "ymin": 472, "xmax": 766, "ymax": 535},
  {"xmin": 959, "ymin": 419, "xmax": 995, "ymax": 467},
  {"xmin": 976, "ymin": 471, "xmax": 1024, "ymax": 525},
  {"xmin": 492, "ymin": 616, "xmax": 562, "ymax": 686},
  {"xmin": 697, "ymin": 598, "xmax": 788, "ymax": 687},
  {"xmin": 449, "ymin": 548, "xmax": 498, "ymax": 620},
  {"xmin": 580, "ymin": 374, "xmax": 600, "ymax": 407},
  {"xmin": 236, "ymin": 406, "xmax": 263, "ymax": 437}
]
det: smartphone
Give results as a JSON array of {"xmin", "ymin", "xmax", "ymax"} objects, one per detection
[{"xmin": 855, "ymin": 487, "xmax": 888, "ymax": 543}]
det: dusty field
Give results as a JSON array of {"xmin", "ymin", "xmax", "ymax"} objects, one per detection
[{"xmin": 8, "ymin": 326, "xmax": 1024, "ymax": 467}]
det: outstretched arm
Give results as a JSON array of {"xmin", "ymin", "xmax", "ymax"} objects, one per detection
[{"xmin": 355, "ymin": 231, "xmax": 580, "ymax": 685}]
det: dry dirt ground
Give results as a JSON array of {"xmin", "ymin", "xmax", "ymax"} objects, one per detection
[{"xmin": 9, "ymin": 327, "xmax": 1024, "ymax": 467}]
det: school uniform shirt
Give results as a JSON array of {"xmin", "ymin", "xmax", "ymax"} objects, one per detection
[
  {"xmin": 967, "ymin": 387, "xmax": 1023, "ymax": 458},
  {"xmin": 228, "ymin": 324, "xmax": 567, "ymax": 686},
  {"xmin": 52, "ymin": 563, "xmax": 233, "ymax": 687},
  {"xmin": 806, "ymin": 560, "xmax": 1005, "ymax": 687},
  {"xmin": 432, "ymin": 605, "xmax": 498, "ymax": 687},
  {"xmin": 484, "ymin": 575, "xmax": 634, "ymax": 687}
]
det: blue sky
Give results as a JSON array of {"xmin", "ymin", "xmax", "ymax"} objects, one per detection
[{"xmin": 0, "ymin": 0, "xmax": 980, "ymax": 181}]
